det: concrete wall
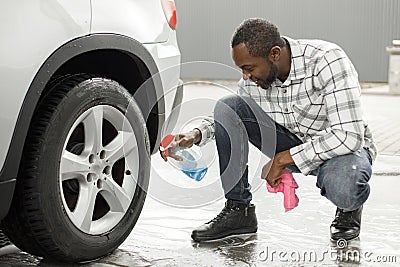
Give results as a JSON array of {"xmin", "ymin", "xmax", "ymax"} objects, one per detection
[{"xmin": 175, "ymin": 0, "xmax": 400, "ymax": 82}]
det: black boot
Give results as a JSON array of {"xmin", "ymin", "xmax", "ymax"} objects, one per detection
[
  {"xmin": 330, "ymin": 206, "xmax": 363, "ymax": 241},
  {"xmin": 191, "ymin": 200, "xmax": 258, "ymax": 242}
]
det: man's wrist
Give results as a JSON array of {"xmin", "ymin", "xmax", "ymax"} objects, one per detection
[{"xmin": 276, "ymin": 150, "xmax": 295, "ymax": 167}]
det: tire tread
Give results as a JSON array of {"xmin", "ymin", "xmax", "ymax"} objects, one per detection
[{"xmin": 2, "ymin": 74, "xmax": 95, "ymax": 259}]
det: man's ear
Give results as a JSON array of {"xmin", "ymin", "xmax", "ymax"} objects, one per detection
[{"xmin": 269, "ymin": 46, "xmax": 281, "ymax": 62}]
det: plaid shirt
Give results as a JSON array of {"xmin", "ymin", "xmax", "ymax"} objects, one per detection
[{"xmin": 196, "ymin": 36, "xmax": 377, "ymax": 175}]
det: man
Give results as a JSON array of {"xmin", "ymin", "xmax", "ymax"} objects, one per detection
[{"xmin": 161, "ymin": 18, "xmax": 376, "ymax": 242}]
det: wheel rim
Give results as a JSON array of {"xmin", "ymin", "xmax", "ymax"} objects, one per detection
[{"xmin": 59, "ymin": 105, "xmax": 139, "ymax": 235}]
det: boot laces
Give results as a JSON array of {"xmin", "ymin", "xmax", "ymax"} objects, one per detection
[
  {"xmin": 208, "ymin": 206, "xmax": 237, "ymax": 223},
  {"xmin": 334, "ymin": 209, "xmax": 353, "ymax": 225}
]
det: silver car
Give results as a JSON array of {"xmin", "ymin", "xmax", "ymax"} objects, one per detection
[{"xmin": 0, "ymin": 0, "xmax": 182, "ymax": 262}]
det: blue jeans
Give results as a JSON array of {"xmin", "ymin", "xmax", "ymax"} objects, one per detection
[{"xmin": 214, "ymin": 95, "xmax": 372, "ymax": 212}]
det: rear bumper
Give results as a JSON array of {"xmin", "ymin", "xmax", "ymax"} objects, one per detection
[
  {"xmin": 0, "ymin": 179, "xmax": 15, "ymax": 221},
  {"xmin": 169, "ymin": 79, "xmax": 184, "ymax": 128},
  {"xmin": 152, "ymin": 79, "xmax": 183, "ymax": 155}
]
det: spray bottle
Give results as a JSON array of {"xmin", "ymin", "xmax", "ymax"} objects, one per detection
[{"xmin": 160, "ymin": 134, "xmax": 208, "ymax": 181}]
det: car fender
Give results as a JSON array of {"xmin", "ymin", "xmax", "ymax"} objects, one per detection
[{"xmin": 0, "ymin": 34, "xmax": 164, "ymax": 187}]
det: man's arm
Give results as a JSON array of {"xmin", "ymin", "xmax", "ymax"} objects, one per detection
[
  {"xmin": 262, "ymin": 150, "xmax": 295, "ymax": 187},
  {"xmin": 290, "ymin": 49, "xmax": 365, "ymax": 175}
]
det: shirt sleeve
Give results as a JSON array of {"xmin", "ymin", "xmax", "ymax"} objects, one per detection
[
  {"xmin": 194, "ymin": 117, "xmax": 215, "ymax": 146},
  {"xmin": 290, "ymin": 49, "xmax": 365, "ymax": 175}
]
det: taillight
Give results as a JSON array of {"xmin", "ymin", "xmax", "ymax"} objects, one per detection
[{"xmin": 161, "ymin": 0, "xmax": 177, "ymax": 30}]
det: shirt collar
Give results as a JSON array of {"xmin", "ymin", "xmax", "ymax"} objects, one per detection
[{"xmin": 281, "ymin": 36, "xmax": 306, "ymax": 86}]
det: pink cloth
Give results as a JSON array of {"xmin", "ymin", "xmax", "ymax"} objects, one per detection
[{"xmin": 266, "ymin": 170, "xmax": 299, "ymax": 212}]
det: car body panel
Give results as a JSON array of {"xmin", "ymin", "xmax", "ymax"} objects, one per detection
[
  {"xmin": 91, "ymin": 0, "xmax": 182, "ymax": 120},
  {"xmin": 143, "ymin": 30, "xmax": 182, "ymax": 121},
  {"xmin": 0, "ymin": 0, "xmax": 181, "ymax": 172},
  {"xmin": 0, "ymin": 0, "xmax": 182, "ymax": 224},
  {"xmin": 90, "ymin": 0, "xmax": 170, "ymax": 43},
  {"xmin": 0, "ymin": 0, "xmax": 91, "ymax": 171}
]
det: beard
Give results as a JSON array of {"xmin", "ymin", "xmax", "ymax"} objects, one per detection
[{"xmin": 258, "ymin": 60, "xmax": 278, "ymax": 89}]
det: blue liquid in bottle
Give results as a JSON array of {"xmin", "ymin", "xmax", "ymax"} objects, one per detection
[{"xmin": 181, "ymin": 168, "xmax": 208, "ymax": 181}]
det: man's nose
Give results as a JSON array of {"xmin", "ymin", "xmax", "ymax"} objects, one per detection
[{"xmin": 242, "ymin": 70, "xmax": 251, "ymax": 80}]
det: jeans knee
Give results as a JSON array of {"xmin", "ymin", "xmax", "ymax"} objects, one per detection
[
  {"xmin": 214, "ymin": 95, "xmax": 240, "ymax": 115},
  {"xmin": 318, "ymin": 151, "xmax": 372, "ymax": 210},
  {"xmin": 332, "ymin": 185, "xmax": 370, "ymax": 211},
  {"xmin": 320, "ymin": 170, "xmax": 371, "ymax": 210}
]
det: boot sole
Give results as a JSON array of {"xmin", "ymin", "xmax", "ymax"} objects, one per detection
[{"xmin": 191, "ymin": 227, "xmax": 258, "ymax": 242}]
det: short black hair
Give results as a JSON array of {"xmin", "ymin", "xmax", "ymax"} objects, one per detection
[{"xmin": 231, "ymin": 18, "xmax": 285, "ymax": 58}]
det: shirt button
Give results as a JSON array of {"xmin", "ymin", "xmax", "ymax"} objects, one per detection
[
  {"xmin": 283, "ymin": 89, "xmax": 287, "ymax": 93},
  {"xmin": 284, "ymin": 108, "xmax": 289, "ymax": 112},
  {"xmin": 299, "ymin": 133, "xmax": 305, "ymax": 137}
]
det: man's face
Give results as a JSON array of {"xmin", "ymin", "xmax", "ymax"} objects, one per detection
[{"xmin": 232, "ymin": 43, "xmax": 278, "ymax": 89}]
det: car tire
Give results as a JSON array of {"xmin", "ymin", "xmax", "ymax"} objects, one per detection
[{"xmin": 2, "ymin": 74, "xmax": 150, "ymax": 262}]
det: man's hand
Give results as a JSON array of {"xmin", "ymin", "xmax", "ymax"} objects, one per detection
[
  {"xmin": 160, "ymin": 129, "xmax": 202, "ymax": 161},
  {"xmin": 261, "ymin": 150, "xmax": 295, "ymax": 188}
]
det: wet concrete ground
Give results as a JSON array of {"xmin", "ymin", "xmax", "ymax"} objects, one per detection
[
  {"xmin": 1, "ymin": 83, "xmax": 399, "ymax": 266},
  {"xmin": 1, "ymin": 172, "xmax": 399, "ymax": 266}
]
